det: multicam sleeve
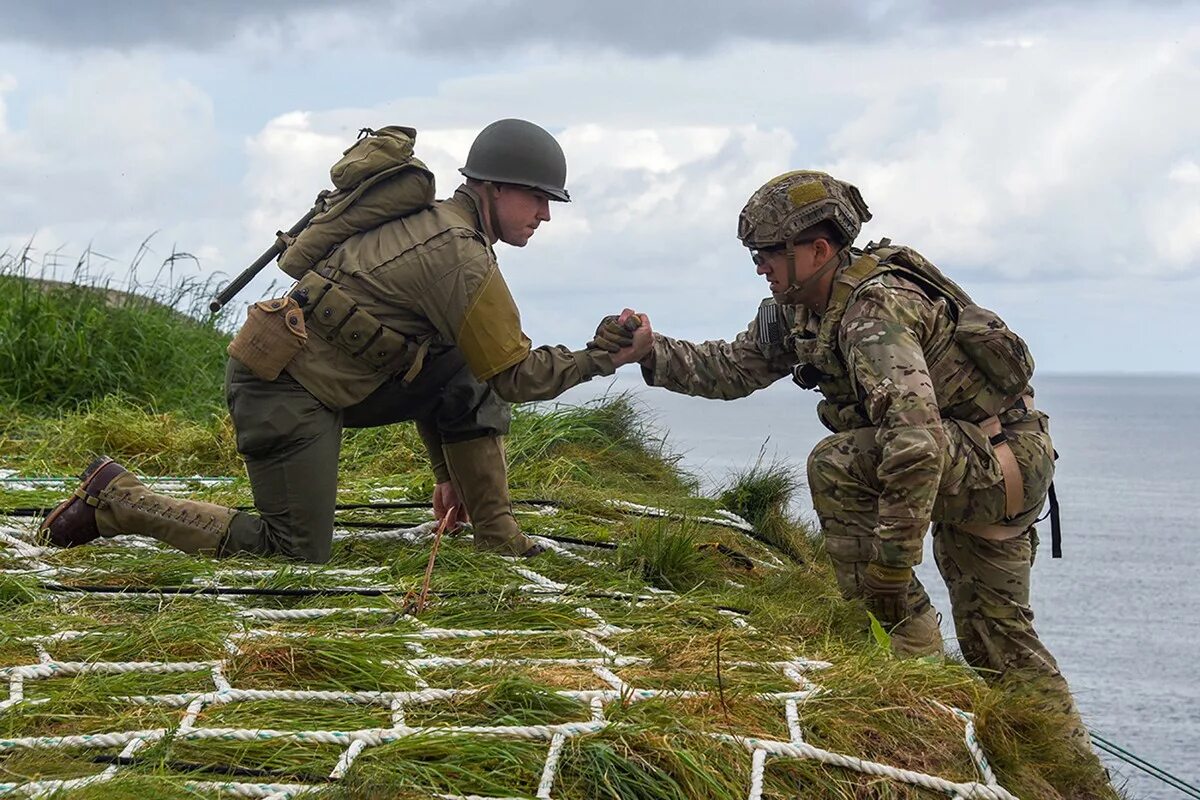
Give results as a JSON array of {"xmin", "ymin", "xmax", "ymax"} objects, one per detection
[
  {"xmin": 839, "ymin": 283, "xmax": 948, "ymax": 571},
  {"xmin": 640, "ymin": 316, "xmax": 795, "ymax": 400}
]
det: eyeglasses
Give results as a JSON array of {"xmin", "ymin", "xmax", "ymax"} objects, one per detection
[
  {"xmin": 750, "ymin": 246, "xmax": 786, "ymax": 267},
  {"xmin": 750, "ymin": 239, "xmax": 818, "ymax": 266}
]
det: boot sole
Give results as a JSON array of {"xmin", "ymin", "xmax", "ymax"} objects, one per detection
[{"xmin": 38, "ymin": 456, "xmax": 117, "ymax": 547}]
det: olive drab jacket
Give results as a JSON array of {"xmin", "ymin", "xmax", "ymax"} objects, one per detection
[
  {"xmin": 642, "ymin": 242, "xmax": 1044, "ymax": 572},
  {"xmin": 284, "ymin": 184, "xmax": 615, "ymax": 411}
]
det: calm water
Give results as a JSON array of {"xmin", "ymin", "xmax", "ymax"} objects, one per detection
[{"xmin": 562, "ymin": 373, "xmax": 1200, "ymax": 799}]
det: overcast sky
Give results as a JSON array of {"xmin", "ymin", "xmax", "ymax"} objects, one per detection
[{"xmin": 1, "ymin": 0, "xmax": 1196, "ymax": 372}]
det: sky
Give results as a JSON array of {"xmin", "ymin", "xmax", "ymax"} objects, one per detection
[{"xmin": 1, "ymin": 0, "xmax": 1197, "ymax": 372}]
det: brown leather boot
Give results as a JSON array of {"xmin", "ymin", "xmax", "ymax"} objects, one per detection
[
  {"xmin": 39, "ymin": 456, "xmax": 234, "ymax": 556},
  {"xmin": 442, "ymin": 436, "xmax": 544, "ymax": 558},
  {"xmin": 39, "ymin": 456, "xmax": 128, "ymax": 547}
]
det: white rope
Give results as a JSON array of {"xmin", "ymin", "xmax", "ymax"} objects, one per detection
[
  {"xmin": 606, "ymin": 500, "xmax": 756, "ymax": 533},
  {"xmin": 715, "ymin": 734, "xmax": 1020, "ymax": 800},
  {"xmin": 330, "ymin": 738, "xmax": 367, "ymax": 779},
  {"xmin": 748, "ymin": 747, "xmax": 768, "ymax": 800},
  {"xmin": 0, "ymin": 517, "xmax": 1021, "ymax": 800},
  {"xmin": 536, "ymin": 732, "xmax": 567, "ymax": 799}
]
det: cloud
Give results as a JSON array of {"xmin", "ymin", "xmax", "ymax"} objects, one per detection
[
  {"xmin": 0, "ymin": 0, "xmax": 1181, "ymax": 55},
  {"xmin": 0, "ymin": 54, "xmax": 224, "ymax": 281},
  {"xmin": 0, "ymin": 0, "xmax": 382, "ymax": 50},
  {"xmin": 0, "ymin": 74, "xmax": 14, "ymax": 133},
  {"xmin": 812, "ymin": 25, "xmax": 1200, "ymax": 281},
  {"xmin": 3, "ymin": 1, "xmax": 1200, "ymax": 370}
]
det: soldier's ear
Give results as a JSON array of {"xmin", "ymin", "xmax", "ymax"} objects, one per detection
[{"xmin": 812, "ymin": 237, "xmax": 835, "ymax": 263}]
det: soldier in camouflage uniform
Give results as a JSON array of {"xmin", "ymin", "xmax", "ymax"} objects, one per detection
[
  {"xmin": 612, "ymin": 170, "xmax": 1094, "ymax": 750},
  {"xmin": 39, "ymin": 119, "xmax": 644, "ymax": 562}
]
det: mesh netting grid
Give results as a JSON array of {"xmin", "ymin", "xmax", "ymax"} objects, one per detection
[{"xmin": 0, "ymin": 504, "xmax": 1018, "ymax": 800}]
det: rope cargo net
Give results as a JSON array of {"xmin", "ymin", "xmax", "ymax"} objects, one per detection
[{"xmin": 0, "ymin": 487, "xmax": 1020, "ymax": 800}]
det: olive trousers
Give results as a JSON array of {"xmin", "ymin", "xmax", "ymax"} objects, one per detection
[{"xmin": 222, "ymin": 352, "xmax": 509, "ymax": 563}]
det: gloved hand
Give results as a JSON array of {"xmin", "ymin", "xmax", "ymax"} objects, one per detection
[
  {"xmin": 862, "ymin": 562, "xmax": 913, "ymax": 625},
  {"xmin": 588, "ymin": 312, "xmax": 642, "ymax": 353}
]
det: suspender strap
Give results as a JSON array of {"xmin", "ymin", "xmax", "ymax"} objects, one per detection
[{"xmin": 979, "ymin": 414, "xmax": 1025, "ymax": 519}]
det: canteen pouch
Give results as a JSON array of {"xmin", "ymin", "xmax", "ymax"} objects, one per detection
[
  {"xmin": 227, "ymin": 296, "xmax": 308, "ymax": 382},
  {"xmin": 953, "ymin": 304, "xmax": 1035, "ymax": 397}
]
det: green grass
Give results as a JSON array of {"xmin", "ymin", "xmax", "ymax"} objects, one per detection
[
  {"xmin": 0, "ymin": 265, "xmax": 1121, "ymax": 799},
  {"xmin": 718, "ymin": 453, "xmax": 813, "ymax": 563},
  {"xmin": 0, "ymin": 246, "xmax": 235, "ymax": 419}
]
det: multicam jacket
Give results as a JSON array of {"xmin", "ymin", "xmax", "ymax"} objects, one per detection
[{"xmin": 642, "ymin": 244, "xmax": 1040, "ymax": 570}]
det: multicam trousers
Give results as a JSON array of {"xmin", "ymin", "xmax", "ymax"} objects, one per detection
[{"xmin": 806, "ymin": 415, "xmax": 1084, "ymax": 735}]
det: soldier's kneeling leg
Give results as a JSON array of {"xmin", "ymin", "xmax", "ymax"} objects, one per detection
[
  {"xmin": 341, "ymin": 351, "xmax": 538, "ymax": 557},
  {"xmin": 224, "ymin": 359, "xmax": 342, "ymax": 563},
  {"xmin": 809, "ymin": 429, "xmax": 942, "ymax": 658}
]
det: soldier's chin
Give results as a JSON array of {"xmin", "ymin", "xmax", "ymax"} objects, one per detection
[{"xmin": 501, "ymin": 231, "xmax": 533, "ymax": 247}]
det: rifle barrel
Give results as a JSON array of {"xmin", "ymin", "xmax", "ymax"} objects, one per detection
[{"xmin": 209, "ymin": 205, "xmax": 322, "ymax": 313}]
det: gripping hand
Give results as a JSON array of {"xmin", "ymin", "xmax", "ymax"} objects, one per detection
[{"xmin": 588, "ymin": 313, "xmax": 642, "ymax": 353}]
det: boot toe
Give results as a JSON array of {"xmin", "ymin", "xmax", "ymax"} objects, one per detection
[
  {"xmin": 520, "ymin": 542, "xmax": 549, "ymax": 559},
  {"xmin": 38, "ymin": 457, "xmax": 127, "ymax": 548},
  {"xmin": 39, "ymin": 495, "xmax": 102, "ymax": 547}
]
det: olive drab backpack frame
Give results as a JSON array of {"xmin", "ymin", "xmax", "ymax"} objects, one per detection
[
  {"xmin": 222, "ymin": 126, "xmax": 437, "ymax": 387},
  {"xmin": 210, "ymin": 126, "xmax": 435, "ymax": 312}
]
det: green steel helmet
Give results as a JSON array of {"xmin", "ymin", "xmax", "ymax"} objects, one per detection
[
  {"xmin": 737, "ymin": 170, "xmax": 871, "ymax": 249},
  {"xmin": 459, "ymin": 118, "xmax": 570, "ymax": 202}
]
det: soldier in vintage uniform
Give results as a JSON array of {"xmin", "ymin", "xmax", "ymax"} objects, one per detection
[
  {"xmin": 39, "ymin": 119, "xmax": 643, "ymax": 562},
  {"xmin": 607, "ymin": 170, "xmax": 1094, "ymax": 750}
]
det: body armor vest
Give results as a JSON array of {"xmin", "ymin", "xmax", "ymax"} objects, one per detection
[{"xmin": 784, "ymin": 241, "xmax": 1035, "ymax": 434}]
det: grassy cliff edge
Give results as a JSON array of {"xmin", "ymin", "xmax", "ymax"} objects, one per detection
[{"xmin": 0, "ymin": 254, "xmax": 1118, "ymax": 798}]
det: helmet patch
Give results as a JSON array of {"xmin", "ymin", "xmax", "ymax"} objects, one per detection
[{"xmin": 788, "ymin": 182, "xmax": 828, "ymax": 208}]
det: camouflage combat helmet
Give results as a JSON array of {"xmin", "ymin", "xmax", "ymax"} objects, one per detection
[
  {"xmin": 459, "ymin": 118, "xmax": 570, "ymax": 202},
  {"xmin": 738, "ymin": 171, "xmax": 871, "ymax": 249}
]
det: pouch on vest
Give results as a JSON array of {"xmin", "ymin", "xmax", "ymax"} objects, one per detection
[
  {"xmin": 303, "ymin": 280, "xmax": 416, "ymax": 375},
  {"xmin": 227, "ymin": 296, "xmax": 307, "ymax": 382},
  {"xmin": 953, "ymin": 304, "xmax": 1035, "ymax": 397}
]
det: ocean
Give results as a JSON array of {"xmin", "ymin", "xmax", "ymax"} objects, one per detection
[{"xmin": 562, "ymin": 372, "xmax": 1200, "ymax": 799}]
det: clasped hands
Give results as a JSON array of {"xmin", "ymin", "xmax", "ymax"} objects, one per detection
[{"xmin": 588, "ymin": 308, "xmax": 654, "ymax": 367}]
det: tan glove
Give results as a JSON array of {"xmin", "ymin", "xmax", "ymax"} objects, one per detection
[
  {"xmin": 588, "ymin": 314, "xmax": 642, "ymax": 353},
  {"xmin": 862, "ymin": 562, "xmax": 912, "ymax": 625}
]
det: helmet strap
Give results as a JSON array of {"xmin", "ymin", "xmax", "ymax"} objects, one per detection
[
  {"xmin": 780, "ymin": 243, "xmax": 844, "ymax": 307},
  {"xmin": 479, "ymin": 182, "xmax": 502, "ymax": 244}
]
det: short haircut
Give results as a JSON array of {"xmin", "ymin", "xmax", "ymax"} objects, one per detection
[{"xmin": 797, "ymin": 220, "xmax": 846, "ymax": 248}]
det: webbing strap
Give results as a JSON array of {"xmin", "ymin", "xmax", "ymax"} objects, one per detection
[
  {"xmin": 1047, "ymin": 482, "xmax": 1062, "ymax": 558},
  {"xmin": 959, "ymin": 395, "xmax": 1033, "ymax": 542},
  {"xmin": 402, "ymin": 337, "xmax": 433, "ymax": 384},
  {"xmin": 980, "ymin": 415, "xmax": 1024, "ymax": 519}
]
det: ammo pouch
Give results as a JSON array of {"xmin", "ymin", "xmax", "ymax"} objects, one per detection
[
  {"xmin": 294, "ymin": 271, "xmax": 418, "ymax": 377},
  {"xmin": 227, "ymin": 296, "xmax": 308, "ymax": 382},
  {"xmin": 953, "ymin": 304, "xmax": 1035, "ymax": 397}
]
